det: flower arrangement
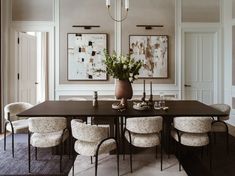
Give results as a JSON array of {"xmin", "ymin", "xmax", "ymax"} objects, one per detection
[{"xmin": 104, "ymin": 50, "xmax": 142, "ymax": 82}]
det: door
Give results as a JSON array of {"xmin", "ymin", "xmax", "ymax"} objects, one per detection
[
  {"xmin": 184, "ymin": 32, "xmax": 215, "ymax": 104},
  {"xmin": 18, "ymin": 32, "xmax": 37, "ymax": 105}
]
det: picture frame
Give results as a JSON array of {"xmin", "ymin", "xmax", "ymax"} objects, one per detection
[
  {"xmin": 129, "ymin": 35, "xmax": 169, "ymax": 78},
  {"xmin": 67, "ymin": 33, "xmax": 108, "ymax": 80}
]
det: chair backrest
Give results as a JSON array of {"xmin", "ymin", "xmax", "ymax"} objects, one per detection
[
  {"xmin": 28, "ymin": 117, "xmax": 67, "ymax": 133},
  {"xmin": 210, "ymin": 104, "xmax": 231, "ymax": 121},
  {"xmin": 173, "ymin": 116, "xmax": 212, "ymax": 133},
  {"xmin": 71, "ymin": 119, "xmax": 109, "ymax": 142},
  {"xmin": 126, "ymin": 116, "xmax": 163, "ymax": 134},
  {"xmin": 4, "ymin": 102, "xmax": 33, "ymax": 121}
]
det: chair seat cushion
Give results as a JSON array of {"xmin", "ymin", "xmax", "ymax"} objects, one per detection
[
  {"xmin": 6, "ymin": 119, "xmax": 28, "ymax": 133},
  {"xmin": 212, "ymin": 122, "xmax": 228, "ymax": 132},
  {"xmin": 125, "ymin": 131, "xmax": 160, "ymax": 148},
  {"xmin": 171, "ymin": 130, "xmax": 209, "ymax": 147},
  {"xmin": 31, "ymin": 129, "xmax": 69, "ymax": 148},
  {"xmin": 74, "ymin": 139, "xmax": 116, "ymax": 156}
]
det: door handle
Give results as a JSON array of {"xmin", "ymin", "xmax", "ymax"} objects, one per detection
[
  {"xmin": 184, "ymin": 84, "xmax": 191, "ymax": 87},
  {"xmin": 35, "ymin": 82, "xmax": 39, "ymax": 85}
]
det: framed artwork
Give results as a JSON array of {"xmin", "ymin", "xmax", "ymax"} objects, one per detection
[
  {"xmin": 129, "ymin": 35, "xmax": 169, "ymax": 78},
  {"xmin": 67, "ymin": 33, "xmax": 107, "ymax": 80}
]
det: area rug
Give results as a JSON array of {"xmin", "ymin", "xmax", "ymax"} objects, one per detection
[{"xmin": 0, "ymin": 134, "xmax": 73, "ymax": 175}]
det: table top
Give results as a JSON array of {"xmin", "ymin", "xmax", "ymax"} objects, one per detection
[{"xmin": 17, "ymin": 100, "xmax": 227, "ymax": 118}]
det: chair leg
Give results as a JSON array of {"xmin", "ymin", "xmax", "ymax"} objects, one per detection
[
  {"xmin": 123, "ymin": 124, "xmax": 126, "ymax": 161},
  {"xmin": 209, "ymin": 144, "xmax": 212, "ymax": 170},
  {"xmin": 161, "ymin": 144, "xmax": 163, "ymax": 171},
  {"xmin": 117, "ymin": 147, "xmax": 119, "ymax": 176},
  {"xmin": 4, "ymin": 122, "xmax": 7, "ymax": 151},
  {"xmin": 121, "ymin": 117, "xmax": 125, "ymax": 160},
  {"xmin": 209, "ymin": 137, "xmax": 212, "ymax": 170},
  {"xmin": 129, "ymin": 142, "xmax": 133, "ymax": 173},
  {"xmin": 95, "ymin": 155, "xmax": 98, "ymax": 176},
  {"xmin": 35, "ymin": 147, "xmax": 38, "ymax": 160},
  {"xmin": 161, "ymin": 131, "xmax": 163, "ymax": 171},
  {"xmin": 28, "ymin": 133, "xmax": 31, "ymax": 173},
  {"xmin": 177, "ymin": 143, "xmax": 181, "ymax": 171},
  {"xmin": 12, "ymin": 132, "xmax": 14, "ymax": 158},
  {"xmin": 60, "ymin": 143, "xmax": 63, "ymax": 173},
  {"xmin": 72, "ymin": 148, "xmax": 75, "ymax": 176},
  {"xmin": 91, "ymin": 156, "xmax": 93, "ymax": 164}
]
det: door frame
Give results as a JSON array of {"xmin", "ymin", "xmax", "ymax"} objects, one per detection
[
  {"xmin": 181, "ymin": 25, "xmax": 222, "ymax": 103},
  {"xmin": 10, "ymin": 21, "xmax": 55, "ymax": 102}
]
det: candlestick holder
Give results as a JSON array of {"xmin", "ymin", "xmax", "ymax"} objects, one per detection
[
  {"xmin": 141, "ymin": 92, "xmax": 146, "ymax": 102},
  {"xmin": 148, "ymin": 94, "xmax": 153, "ymax": 106}
]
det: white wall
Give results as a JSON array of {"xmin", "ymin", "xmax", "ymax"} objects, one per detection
[
  {"xmin": 182, "ymin": 0, "xmax": 220, "ymax": 22},
  {"xmin": 12, "ymin": 0, "xmax": 54, "ymax": 21}
]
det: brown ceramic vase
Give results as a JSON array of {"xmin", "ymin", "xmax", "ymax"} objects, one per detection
[{"xmin": 115, "ymin": 79, "xmax": 133, "ymax": 107}]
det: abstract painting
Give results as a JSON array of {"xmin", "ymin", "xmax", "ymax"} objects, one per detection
[
  {"xmin": 68, "ymin": 33, "xmax": 107, "ymax": 80},
  {"xmin": 129, "ymin": 35, "xmax": 168, "ymax": 78}
]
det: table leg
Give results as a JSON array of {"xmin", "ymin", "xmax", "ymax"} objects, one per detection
[{"xmin": 163, "ymin": 116, "xmax": 173, "ymax": 154}]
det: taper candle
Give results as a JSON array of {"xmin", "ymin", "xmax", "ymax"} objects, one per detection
[
  {"xmin": 106, "ymin": 0, "xmax": 110, "ymax": 7},
  {"xmin": 125, "ymin": 0, "xmax": 129, "ymax": 10}
]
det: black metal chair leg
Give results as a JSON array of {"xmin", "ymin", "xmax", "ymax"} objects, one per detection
[
  {"xmin": 95, "ymin": 155, "xmax": 98, "ymax": 176},
  {"xmin": 60, "ymin": 143, "xmax": 63, "ymax": 173},
  {"xmin": 210, "ymin": 145, "xmax": 212, "ymax": 170},
  {"xmin": 161, "ymin": 131, "xmax": 163, "ymax": 171},
  {"xmin": 209, "ymin": 133, "xmax": 212, "ymax": 170},
  {"xmin": 117, "ymin": 147, "xmax": 119, "ymax": 176},
  {"xmin": 121, "ymin": 117, "xmax": 125, "ymax": 160},
  {"xmin": 72, "ymin": 147, "xmax": 75, "ymax": 176},
  {"xmin": 4, "ymin": 122, "xmax": 7, "ymax": 151},
  {"xmin": 12, "ymin": 132, "xmax": 14, "ymax": 158},
  {"xmin": 129, "ymin": 142, "xmax": 133, "ymax": 173},
  {"xmin": 161, "ymin": 144, "xmax": 163, "ymax": 171},
  {"xmin": 177, "ymin": 143, "xmax": 181, "ymax": 171},
  {"xmin": 35, "ymin": 147, "xmax": 38, "ymax": 160},
  {"xmin": 122, "ymin": 137, "xmax": 125, "ymax": 160},
  {"xmin": 28, "ymin": 133, "xmax": 31, "ymax": 173}
]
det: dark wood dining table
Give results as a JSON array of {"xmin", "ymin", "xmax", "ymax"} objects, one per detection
[
  {"xmin": 17, "ymin": 100, "xmax": 227, "ymax": 117},
  {"xmin": 17, "ymin": 100, "xmax": 227, "ymax": 154}
]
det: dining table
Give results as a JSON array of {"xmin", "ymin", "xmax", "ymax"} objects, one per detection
[{"xmin": 17, "ymin": 100, "xmax": 228, "ymax": 154}]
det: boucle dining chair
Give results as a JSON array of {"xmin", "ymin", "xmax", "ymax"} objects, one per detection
[
  {"xmin": 210, "ymin": 104, "xmax": 231, "ymax": 153},
  {"xmin": 71, "ymin": 119, "xmax": 119, "ymax": 176},
  {"xmin": 123, "ymin": 116, "xmax": 163, "ymax": 172},
  {"xmin": 4, "ymin": 102, "xmax": 33, "ymax": 157},
  {"xmin": 28, "ymin": 117, "xmax": 69, "ymax": 173},
  {"xmin": 171, "ymin": 116, "xmax": 212, "ymax": 171}
]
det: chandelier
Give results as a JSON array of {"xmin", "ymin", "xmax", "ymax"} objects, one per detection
[{"xmin": 106, "ymin": 0, "xmax": 129, "ymax": 22}]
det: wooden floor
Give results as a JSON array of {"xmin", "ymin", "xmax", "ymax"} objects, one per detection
[{"xmin": 181, "ymin": 133, "xmax": 235, "ymax": 176}]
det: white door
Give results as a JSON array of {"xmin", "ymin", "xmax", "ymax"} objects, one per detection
[
  {"xmin": 18, "ymin": 32, "xmax": 37, "ymax": 105},
  {"xmin": 184, "ymin": 32, "xmax": 215, "ymax": 104}
]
